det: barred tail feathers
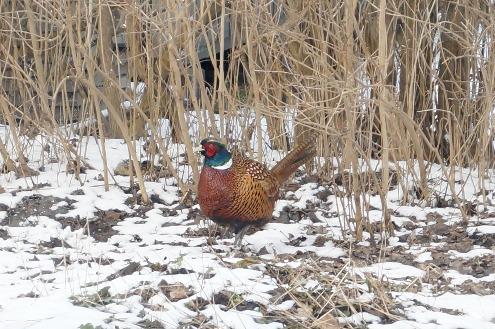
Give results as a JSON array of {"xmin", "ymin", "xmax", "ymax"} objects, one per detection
[{"xmin": 270, "ymin": 137, "xmax": 316, "ymax": 183}]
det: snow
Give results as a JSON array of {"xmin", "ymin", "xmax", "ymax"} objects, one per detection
[
  {"xmin": 467, "ymin": 225, "xmax": 495, "ymax": 235},
  {"xmin": 0, "ymin": 294, "xmax": 109, "ymax": 329},
  {"xmin": 415, "ymin": 251, "xmax": 433, "ymax": 262},
  {"xmin": 267, "ymin": 300, "xmax": 295, "ymax": 312},
  {"xmin": 355, "ymin": 262, "xmax": 426, "ymax": 280},
  {"xmin": 0, "ymin": 122, "xmax": 493, "ymax": 328},
  {"xmin": 448, "ymin": 248, "xmax": 494, "ymax": 259},
  {"xmin": 341, "ymin": 312, "xmax": 381, "ymax": 326},
  {"xmin": 444, "ymin": 270, "xmax": 495, "ymax": 285},
  {"xmin": 389, "ymin": 292, "xmax": 495, "ymax": 329},
  {"xmin": 201, "ymin": 305, "xmax": 284, "ymax": 329}
]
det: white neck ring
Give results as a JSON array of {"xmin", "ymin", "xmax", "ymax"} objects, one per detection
[{"xmin": 212, "ymin": 158, "xmax": 233, "ymax": 170}]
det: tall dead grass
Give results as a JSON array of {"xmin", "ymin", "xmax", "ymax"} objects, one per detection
[{"xmin": 0, "ymin": 0, "xmax": 493, "ymax": 237}]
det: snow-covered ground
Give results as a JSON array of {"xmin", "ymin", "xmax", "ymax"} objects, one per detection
[{"xmin": 0, "ymin": 131, "xmax": 494, "ymax": 329}]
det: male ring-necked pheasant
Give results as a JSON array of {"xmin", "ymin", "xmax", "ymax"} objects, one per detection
[{"xmin": 197, "ymin": 137, "xmax": 316, "ymax": 247}]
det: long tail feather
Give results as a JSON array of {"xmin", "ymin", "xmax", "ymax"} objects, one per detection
[{"xmin": 270, "ymin": 136, "xmax": 317, "ymax": 184}]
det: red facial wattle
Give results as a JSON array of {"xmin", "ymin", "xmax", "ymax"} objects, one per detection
[{"xmin": 204, "ymin": 143, "xmax": 217, "ymax": 158}]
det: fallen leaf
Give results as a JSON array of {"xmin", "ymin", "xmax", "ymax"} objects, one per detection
[
  {"xmin": 159, "ymin": 281, "xmax": 192, "ymax": 302},
  {"xmin": 169, "ymin": 285, "xmax": 189, "ymax": 301},
  {"xmin": 312, "ymin": 312, "xmax": 340, "ymax": 329}
]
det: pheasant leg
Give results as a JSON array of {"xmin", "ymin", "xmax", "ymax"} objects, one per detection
[
  {"xmin": 233, "ymin": 226, "xmax": 249, "ymax": 247},
  {"xmin": 222, "ymin": 225, "xmax": 234, "ymax": 239}
]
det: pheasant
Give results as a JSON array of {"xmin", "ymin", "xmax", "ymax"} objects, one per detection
[{"xmin": 196, "ymin": 137, "xmax": 317, "ymax": 247}]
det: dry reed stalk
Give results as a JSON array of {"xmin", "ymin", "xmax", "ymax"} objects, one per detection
[
  {"xmin": 98, "ymin": 3, "xmax": 124, "ymax": 139},
  {"xmin": 377, "ymin": 0, "xmax": 392, "ymax": 235},
  {"xmin": 339, "ymin": 0, "xmax": 364, "ymax": 240}
]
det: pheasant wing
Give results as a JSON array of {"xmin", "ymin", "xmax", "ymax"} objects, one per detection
[{"xmin": 244, "ymin": 159, "xmax": 279, "ymax": 199}]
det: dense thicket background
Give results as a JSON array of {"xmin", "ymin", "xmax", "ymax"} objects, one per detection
[{"xmin": 0, "ymin": 0, "xmax": 493, "ymax": 238}]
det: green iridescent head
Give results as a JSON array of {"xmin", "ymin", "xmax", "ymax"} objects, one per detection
[{"xmin": 199, "ymin": 138, "xmax": 232, "ymax": 169}]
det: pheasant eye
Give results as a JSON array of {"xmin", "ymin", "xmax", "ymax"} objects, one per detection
[{"xmin": 204, "ymin": 143, "xmax": 217, "ymax": 157}]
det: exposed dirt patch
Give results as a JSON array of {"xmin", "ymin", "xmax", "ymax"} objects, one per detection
[
  {"xmin": 59, "ymin": 209, "xmax": 127, "ymax": 242},
  {"xmin": 160, "ymin": 207, "xmax": 179, "ymax": 217},
  {"xmin": 275, "ymin": 205, "xmax": 314, "ymax": 224},
  {"xmin": 70, "ymin": 189, "xmax": 85, "ymax": 196},
  {"xmin": 185, "ymin": 296, "xmax": 210, "ymax": 311},
  {"xmin": 106, "ymin": 262, "xmax": 141, "ymax": 281},
  {"xmin": 165, "ymin": 267, "xmax": 193, "ymax": 275},
  {"xmin": 471, "ymin": 233, "xmax": 495, "ymax": 249},
  {"xmin": 211, "ymin": 290, "xmax": 260, "ymax": 311},
  {"xmin": 0, "ymin": 228, "xmax": 9, "ymax": 240},
  {"xmin": 40, "ymin": 237, "xmax": 71, "ymax": 248},
  {"xmin": 1, "ymin": 194, "xmax": 74, "ymax": 226},
  {"xmin": 183, "ymin": 223, "xmax": 236, "ymax": 246},
  {"xmin": 135, "ymin": 320, "xmax": 165, "ymax": 329},
  {"xmin": 130, "ymin": 286, "xmax": 159, "ymax": 304},
  {"xmin": 458, "ymin": 280, "xmax": 495, "ymax": 295}
]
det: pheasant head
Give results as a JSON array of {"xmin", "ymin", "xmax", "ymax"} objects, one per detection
[{"xmin": 199, "ymin": 138, "xmax": 232, "ymax": 169}]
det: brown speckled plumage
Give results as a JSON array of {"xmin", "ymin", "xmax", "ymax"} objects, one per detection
[
  {"xmin": 197, "ymin": 138, "xmax": 316, "ymax": 246},
  {"xmin": 198, "ymin": 156, "xmax": 278, "ymax": 230}
]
